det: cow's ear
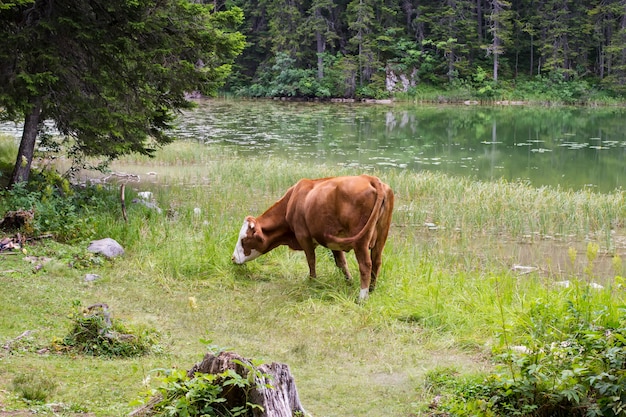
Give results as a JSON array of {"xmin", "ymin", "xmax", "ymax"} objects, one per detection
[
  {"xmin": 246, "ymin": 216, "xmax": 256, "ymax": 231},
  {"xmin": 246, "ymin": 217, "xmax": 265, "ymax": 242}
]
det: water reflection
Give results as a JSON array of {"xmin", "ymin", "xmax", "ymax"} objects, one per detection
[
  {"xmin": 173, "ymin": 100, "xmax": 626, "ymax": 192},
  {"xmin": 1, "ymin": 100, "xmax": 625, "ymax": 192}
]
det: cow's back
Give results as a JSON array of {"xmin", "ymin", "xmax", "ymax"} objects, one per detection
[{"xmin": 285, "ymin": 175, "xmax": 387, "ymax": 249}]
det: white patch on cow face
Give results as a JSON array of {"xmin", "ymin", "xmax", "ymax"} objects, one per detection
[{"xmin": 232, "ymin": 218, "xmax": 262, "ymax": 264}]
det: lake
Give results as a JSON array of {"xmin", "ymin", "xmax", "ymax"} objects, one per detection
[
  {"xmin": 1, "ymin": 99, "xmax": 625, "ymax": 193},
  {"xmin": 175, "ymin": 99, "xmax": 626, "ymax": 193}
]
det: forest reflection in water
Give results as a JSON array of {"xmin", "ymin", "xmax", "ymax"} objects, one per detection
[{"xmin": 176, "ymin": 99, "xmax": 626, "ymax": 193}]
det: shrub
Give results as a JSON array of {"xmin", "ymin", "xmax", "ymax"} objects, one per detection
[
  {"xmin": 0, "ymin": 169, "xmax": 119, "ymax": 242},
  {"xmin": 431, "ymin": 300, "xmax": 626, "ymax": 416},
  {"xmin": 143, "ymin": 368, "xmax": 265, "ymax": 417}
]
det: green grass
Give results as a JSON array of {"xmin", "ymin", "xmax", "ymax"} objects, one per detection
[{"xmin": 0, "ymin": 139, "xmax": 625, "ymax": 416}]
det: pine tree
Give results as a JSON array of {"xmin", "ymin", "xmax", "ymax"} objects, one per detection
[
  {"xmin": 306, "ymin": 0, "xmax": 339, "ymax": 79},
  {"xmin": 420, "ymin": 0, "xmax": 477, "ymax": 82},
  {"xmin": 485, "ymin": 0, "xmax": 513, "ymax": 82},
  {"xmin": 264, "ymin": 0, "xmax": 306, "ymax": 58},
  {"xmin": 603, "ymin": 0, "xmax": 626, "ymax": 92},
  {"xmin": 347, "ymin": 0, "xmax": 378, "ymax": 87},
  {"xmin": 0, "ymin": 0, "xmax": 245, "ymax": 186}
]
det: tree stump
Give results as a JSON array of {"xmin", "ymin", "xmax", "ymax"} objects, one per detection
[
  {"xmin": 187, "ymin": 351, "xmax": 307, "ymax": 417},
  {"xmin": 0, "ymin": 209, "xmax": 34, "ymax": 232},
  {"xmin": 129, "ymin": 351, "xmax": 307, "ymax": 417}
]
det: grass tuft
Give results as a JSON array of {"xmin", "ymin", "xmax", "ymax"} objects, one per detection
[{"xmin": 12, "ymin": 372, "xmax": 58, "ymax": 403}]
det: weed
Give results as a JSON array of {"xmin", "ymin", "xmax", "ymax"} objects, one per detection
[
  {"xmin": 56, "ymin": 301, "xmax": 161, "ymax": 358},
  {"xmin": 613, "ymin": 254, "xmax": 623, "ymax": 276}
]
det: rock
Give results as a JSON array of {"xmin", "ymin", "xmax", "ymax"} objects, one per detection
[
  {"xmin": 137, "ymin": 191, "xmax": 153, "ymax": 200},
  {"xmin": 88, "ymin": 238, "xmax": 124, "ymax": 258},
  {"xmin": 510, "ymin": 345, "xmax": 531, "ymax": 354},
  {"xmin": 511, "ymin": 264, "xmax": 537, "ymax": 274},
  {"xmin": 131, "ymin": 198, "xmax": 163, "ymax": 213},
  {"xmin": 85, "ymin": 273, "xmax": 101, "ymax": 282}
]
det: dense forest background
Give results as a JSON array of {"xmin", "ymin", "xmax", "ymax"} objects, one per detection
[{"xmin": 220, "ymin": 0, "xmax": 626, "ymax": 101}]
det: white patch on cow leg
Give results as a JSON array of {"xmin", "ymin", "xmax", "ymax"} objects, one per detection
[
  {"xmin": 358, "ymin": 288, "xmax": 369, "ymax": 302},
  {"xmin": 232, "ymin": 219, "xmax": 262, "ymax": 264}
]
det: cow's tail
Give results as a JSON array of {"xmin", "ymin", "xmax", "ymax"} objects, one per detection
[{"xmin": 325, "ymin": 177, "xmax": 386, "ymax": 245}]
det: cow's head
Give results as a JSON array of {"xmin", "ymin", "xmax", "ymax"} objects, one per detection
[{"xmin": 232, "ymin": 216, "xmax": 264, "ymax": 264}]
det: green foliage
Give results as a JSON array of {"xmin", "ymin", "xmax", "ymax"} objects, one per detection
[
  {"xmin": 0, "ymin": 134, "xmax": 17, "ymax": 187},
  {"xmin": 57, "ymin": 301, "xmax": 161, "ymax": 358},
  {"xmin": 513, "ymin": 74, "xmax": 601, "ymax": 104},
  {"xmin": 237, "ymin": 52, "xmax": 329, "ymax": 98},
  {"xmin": 143, "ymin": 357, "xmax": 269, "ymax": 417},
  {"xmin": 354, "ymin": 70, "xmax": 388, "ymax": 99},
  {"xmin": 432, "ymin": 301, "xmax": 626, "ymax": 417},
  {"xmin": 0, "ymin": 169, "xmax": 119, "ymax": 242},
  {"xmin": 11, "ymin": 372, "xmax": 57, "ymax": 403},
  {"xmin": 0, "ymin": 0, "xmax": 245, "ymax": 185},
  {"xmin": 472, "ymin": 66, "xmax": 497, "ymax": 99}
]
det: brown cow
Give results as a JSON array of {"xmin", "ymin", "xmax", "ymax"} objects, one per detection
[{"xmin": 231, "ymin": 175, "xmax": 394, "ymax": 301}]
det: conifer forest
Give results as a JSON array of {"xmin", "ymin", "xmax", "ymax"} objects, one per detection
[{"xmin": 225, "ymin": 0, "xmax": 626, "ymax": 100}]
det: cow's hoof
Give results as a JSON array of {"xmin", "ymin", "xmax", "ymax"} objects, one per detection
[{"xmin": 357, "ymin": 288, "xmax": 369, "ymax": 302}]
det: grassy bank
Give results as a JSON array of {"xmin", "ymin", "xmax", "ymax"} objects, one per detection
[{"xmin": 0, "ymin": 139, "xmax": 625, "ymax": 416}]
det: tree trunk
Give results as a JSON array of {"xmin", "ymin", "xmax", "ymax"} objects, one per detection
[
  {"xmin": 493, "ymin": 51, "xmax": 498, "ymax": 82},
  {"xmin": 530, "ymin": 34, "xmax": 534, "ymax": 76},
  {"xmin": 316, "ymin": 30, "xmax": 325, "ymax": 80},
  {"xmin": 10, "ymin": 97, "xmax": 43, "ymax": 187},
  {"xmin": 187, "ymin": 351, "xmax": 307, "ymax": 417}
]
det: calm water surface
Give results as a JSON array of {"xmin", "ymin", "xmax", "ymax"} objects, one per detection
[
  {"xmin": 1, "ymin": 99, "xmax": 624, "ymax": 192},
  {"xmin": 176, "ymin": 99, "xmax": 626, "ymax": 193}
]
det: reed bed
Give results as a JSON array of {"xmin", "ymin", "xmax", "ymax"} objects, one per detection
[{"xmin": 109, "ymin": 142, "xmax": 626, "ymax": 342}]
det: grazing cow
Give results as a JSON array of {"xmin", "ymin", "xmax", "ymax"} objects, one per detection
[{"xmin": 232, "ymin": 175, "xmax": 394, "ymax": 301}]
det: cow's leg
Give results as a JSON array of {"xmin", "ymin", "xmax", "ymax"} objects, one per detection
[
  {"xmin": 332, "ymin": 250, "xmax": 352, "ymax": 281},
  {"xmin": 369, "ymin": 246, "xmax": 383, "ymax": 292},
  {"xmin": 354, "ymin": 246, "xmax": 373, "ymax": 301},
  {"xmin": 301, "ymin": 242, "xmax": 317, "ymax": 279},
  {"xmin": 370, "ymin": 205, "xmax": 393, "ymax": 292}
]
